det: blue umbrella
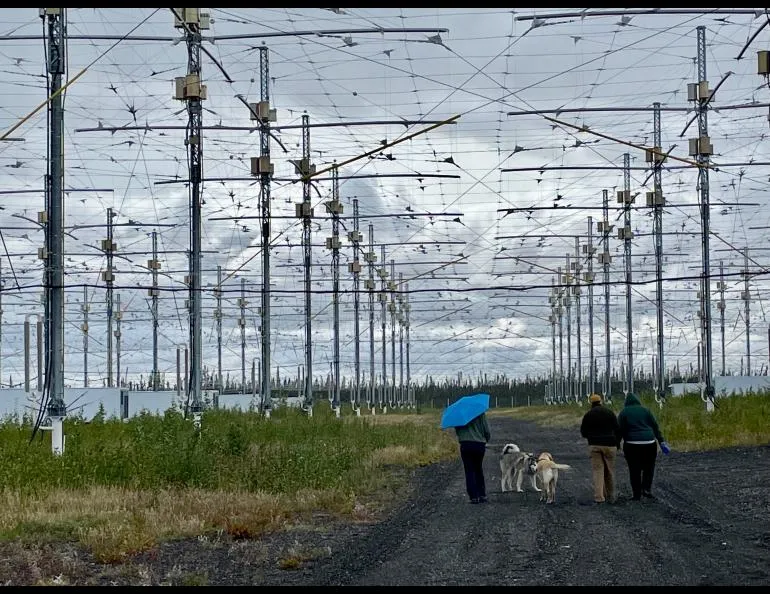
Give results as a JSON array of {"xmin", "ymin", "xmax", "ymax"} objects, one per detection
[{"xmin": 440, "ymin": 393, "xmax": 490, "ymax": 429}]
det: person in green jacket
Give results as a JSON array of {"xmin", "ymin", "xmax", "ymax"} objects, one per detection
[
  {"xmin": 454, "ymin": 412, "xmax": 491, "ymax": 504},
  {"xmin": 617, "ymin": 393, "xmax": 668, "ymax": 500}
]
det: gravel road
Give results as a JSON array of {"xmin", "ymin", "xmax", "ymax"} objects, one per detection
[
  {"xmin": 252, "ymin": 415, "xmax": 770, "ymax": 587},
  {"xmin": 5, "ymin": 415, "xmax": 768, "ymax": 585}
]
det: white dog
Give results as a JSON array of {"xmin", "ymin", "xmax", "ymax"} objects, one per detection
[
  {"xmin": 535, "ymin": 452, "xmax": 571, "ymax": 504},
  {"xmin": 499, "ymin": 443, "xmax": 540, "ymax": 493}
]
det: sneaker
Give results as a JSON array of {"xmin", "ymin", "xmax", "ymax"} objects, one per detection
[
  {"xmin": 642, "ymin": 490, "xmax": 653, "ymax": 498},
  {"xmin": 470, "ymin": 498, "xmax": 480, "ymax": 504},
  {"xmin": 478, "ymin": 496, "xmax": 488, "ymax": 503}
]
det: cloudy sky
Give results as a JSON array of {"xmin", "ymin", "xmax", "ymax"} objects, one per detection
[{"xmin": 1, "ymin": 7, "xmax": 770, "ymax": 393}]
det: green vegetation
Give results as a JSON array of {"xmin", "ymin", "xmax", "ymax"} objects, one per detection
[
  {"xmin": 0, "ymin": 401, "xmax": 455, "ymax": 562},
  {"xmin": 496, "ymin": 390, "xmax": 770, "ymax": 452},
  {"xmin": 0, "ymin": 391, "xmax": 767, "ymax": 566}
]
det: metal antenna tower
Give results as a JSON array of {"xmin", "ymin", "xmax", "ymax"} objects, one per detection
[
  {"xmin": 564, "ymin": 255, "xmax": 572, "ymax": 400},
  {"xmin": 389, "ymin": 259, "xmax": 396, "ymax": 407},
  {"xmin": 37, "ymin": 317, "xmax": 43, "ymax": 393},
  {"xmin": 115, "ymin": 293, "xmax": 122, "ymax": 387},
  {"xmin": 549, "ymin": 277, "xmax": 558, "ymax": 403},
  {"xmin": 297, "ymin": 113, "xmax": 315, "ymax": 412},
  {"xmin": 398, "ymin": 272, "xmax": 404, "ymax": 406},
  {"xmin": 620, "ymin": 152, "xmax": 634, "ymax": 395},
  {"xmin": 349, "ymin": 198, "xmax": 362, "ymax": 411},
  {"xmin": 248, "ymin": 44, "xmax": 276, "ymax": 414},
  {"xmin": 43, "ymin": 8, "xmax": 66, "ymax": 446},
  {"xmin": 404, "ymin": 280, "xmax": 411, "ymax": 406},
  {"xmin": 557, "ymin": 266, "xmax": 565, "ymax": 402},
  {"xmin": 150, "ymin": 231, "xmax": 161, "ymax": 390},
  {"xmin": 327, "ymin": 166, "xmax": 342, "ymax": 413},
  {"xmin": 573, "ymin": 237, "xmax": 582, "ymax": 402},
  {"xmin": 366, "ymin": 223, "xmax": 376, "ymax": 408},
  {"xmin": 0, "ymin": 260, "xmax": 2, "ymax": 387},
  {"xmin": 239, "ymin": 277, "xmax": 246, "ymax": 394},
  {"xmin": 692, "ymin": 25, "xmax": 715, "ymax": 408},
  {"xmin": 380, "ymin": 245, "xmax": 387, "ymax": 409},
  {"xmin": 0, "ymin": 260, "xmax": 3, "ymax": 387},
  {"xmin": 650, "ymin": 102, "xmax": 666, "ymax": 403},
  {"xmin": 742, "ymin": 249, "xmax": 751, "ymax": 375},
  {"xmin": 585, "ymin": 217, "xmax": 595, "ymax": 396},
  {"xmin": 600, "ymin": 189, "xmax": 613, "ymax": 403},
  {"xmin": 717, "ymin": 261, "xmax": 726, "ymax": 375},
  {"xmin": 173, "ymin": 8, "xmax": 209, "ymax": 418},
  {"xmin": 214, "ymin": 265, "xmax": 222, "ymax": 394},
  {"xmin": 81, "ymin": 286, "xmax": 88, "ymax": 387},
  {"xmin": 103, "ymin": 207, "xmax": 115, "ymax": 387}
]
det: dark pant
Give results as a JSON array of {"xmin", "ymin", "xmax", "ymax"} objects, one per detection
[
  {"xmin": 459, "ymin": 441, "xmax": 486, "ymax": 501},
  {"xmin": 623, "ymin": 442, "xmax": 658, "ymax": 499}
]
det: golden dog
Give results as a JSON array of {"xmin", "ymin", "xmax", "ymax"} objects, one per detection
[{"xmin": 535, "ymin": 452, "xmax": 572, "ymax": 504}]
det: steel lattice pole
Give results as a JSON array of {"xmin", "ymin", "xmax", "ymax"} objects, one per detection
[
  {"xmin": 351, "ymin": 198, "xmax": 361, "ymax": 409},
  {"xmin": 565, "ymin": 255, "xmax": 572, "ymax": 400},
  {"xmin": 368, "ymin": 224, "xmax": 375, "ymax": 408},
  {"xmin": 653, "ymin": 102, "xmax": 666, "ymax": 402},
  {"xmin": 587, "ymin": 217, "xmax": 595, "ymax": 397},
  {"xmin": 44, "ymin": 8, "xmax": 66, "ymax": 426},
  {"xmin": 152, "ymin": 232, "xmax": 160, "ymax": 390},
  {"xmin": 330, "ymin": 166, "xmax": 341, "ymax": 411},
  {"xmin": 557, "ymin": 266, "xmax": 565, "ymax": 402},
  {"xmin": 405, "ymin": 282, "xmax": 411, "ymax": 406},
  {"xmin": 719, "ymin": 261, "xmax": 726, "ymax": 375},
  {"xmin": 106, "ymin": 208, "xmax": 114, "ymax": 388},
  {"xmin": 550, "ymin": 278, "xmax": 558, "ymax": 403},
  {"xmin": 215, "ymin": 265, "xmax": 222, "ymax": 394},
  {"xmin": 380, "ymin": 245, "xmax": 387, "ymax": 408},
  {"xmin": 390, "ymin": 259, "xmax": 396, "ymax": 407},
  {"xmin": 695, "ymin": 25, "xmax": 715, "ymax": 405},
  {"xmin": 602, "ymin": 189, "xmax": 612, "ymax": 403},
  {"xmin": 622, "ymin": 152, "xmax": 634, "ymax": 395},
  {"xmin": 301, "ymin": 114, "xmax": 313, "ymax": 411},
  {"xmin": 179, "ymin": 13, "xmax": 204, "ymax": 415},
  {"xmin": 240, "ymin": 277, "xmax": 246, "ymax": 394},
  {"xmin": 258, "ymin": 46, "xmax": 273, "ymax": 413},
  {"xmin": 398, "ymin": 273, "xmax": 404, "ymax": 406},
  {"xmin": 574, "ymin": 237, "xmax": 582, "ymax": 402},
  {"xmin": 744, "ymin": 249, "xmax": 751, "ymax": 375},
  {"xmin": 82, "ymin": 286, "xmax": 88, "ymax": 387}
]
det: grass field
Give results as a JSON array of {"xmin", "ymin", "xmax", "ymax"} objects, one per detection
[{"xmin": 1, "ymin": 391, "xmax": 767, "ymax": 563}]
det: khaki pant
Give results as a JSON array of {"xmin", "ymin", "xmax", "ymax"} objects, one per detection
[{"xmin": 588, "ymin": 445, "xmax": 617, "ymax": 503}]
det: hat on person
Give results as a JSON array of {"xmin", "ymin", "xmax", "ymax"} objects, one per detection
[{"xmin": 589, "ymin": 394, "xmax": 602, "ymax": 404}]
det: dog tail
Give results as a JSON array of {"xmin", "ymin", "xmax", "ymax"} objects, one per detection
[
  {"xmin": 552, "ymin": 463, "xmax": 571, "ymax": 470},
  {"xmin": 501, "ymin": 443, "xmax": 520, "ymax": 455}
]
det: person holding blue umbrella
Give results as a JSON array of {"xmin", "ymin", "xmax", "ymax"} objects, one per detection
[{"xmin": 441, "ymin": 393, "xmax": 492, "ymax": 504}]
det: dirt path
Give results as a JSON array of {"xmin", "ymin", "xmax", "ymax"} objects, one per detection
[
  {"xmin": 273, "ymin": 415, "xmax": 770, "ymax": 586},
  {"xmin": 4, "ymin": 415, "xmax": 768, "ymax": 585}
]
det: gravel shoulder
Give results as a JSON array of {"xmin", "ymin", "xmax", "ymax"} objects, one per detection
[{"xmin": 3, "ymin": 415, "xmax": 769, "ymax": 586}]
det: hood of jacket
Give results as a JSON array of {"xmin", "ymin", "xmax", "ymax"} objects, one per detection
[{"xmin": 624, "ymin": 392, "xmax": 642, "ymax": 407}]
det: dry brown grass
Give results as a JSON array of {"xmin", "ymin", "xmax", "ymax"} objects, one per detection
[
  {"xmin": 357, "ymin": 411, "xmax": 440, "ymax": 427},
  {"xmin": 0, "ymin": 485, "xmax": 354, "ymax": 563},
  {"xmin": 0, "ymin": 430, "xmax": 456, "ymax": 565},
  {"xmin": 276, "ymin": 539, "xmax": 332, "ymax": 570},
  {"xmin": 488, "ymin": 405, "xmax": 583, "ymax": 428}
]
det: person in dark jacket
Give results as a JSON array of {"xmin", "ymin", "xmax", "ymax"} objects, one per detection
[
  {"xmin": 617, "ymin": 392, "xmax": 666, "ymax": 500},
  {"xmin": 454, "ymin": 412, "xmax": 491, "ymax": 504},
  {"xmin": 580, "ymin": 393, "xmax": 621, "ymax": 504}
]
